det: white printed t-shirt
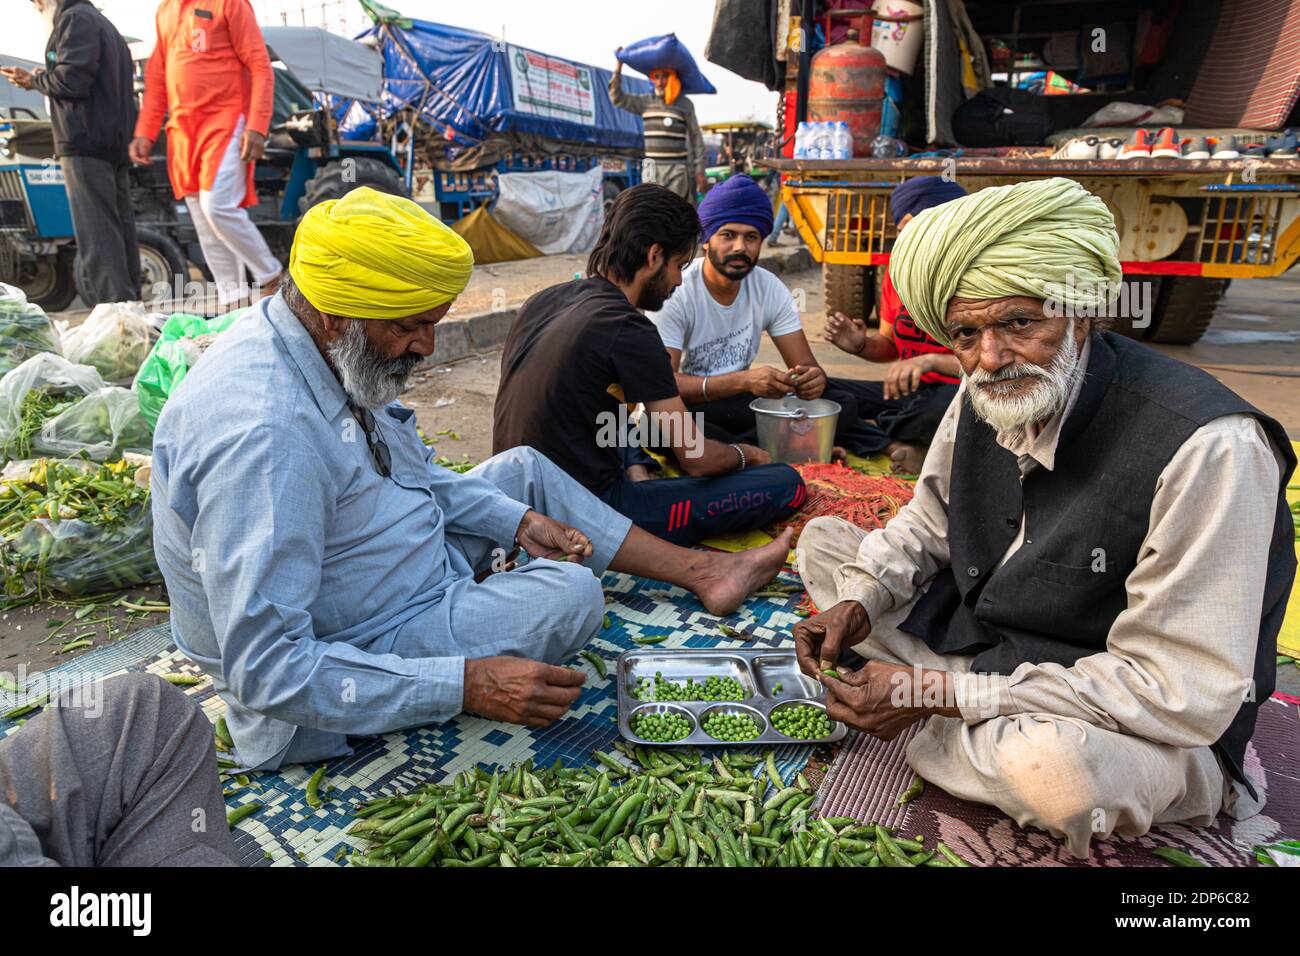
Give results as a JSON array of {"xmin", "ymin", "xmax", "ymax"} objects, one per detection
[{"xmin": 646, "ymin": 260, "xmax": 804, "ymax": 376}]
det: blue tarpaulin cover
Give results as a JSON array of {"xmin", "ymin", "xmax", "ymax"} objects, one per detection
[
  {"xmin": 617, "ymin": 34, "xmax": 717, "ymax": 95},
  {"xmin": 336, "ymin": 18, "xmax": 653, "ymax": 151}
]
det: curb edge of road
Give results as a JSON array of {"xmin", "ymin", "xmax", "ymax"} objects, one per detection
[{"xmin": 427, "ymin": 245, "xmax": 816, "ymax": 365}]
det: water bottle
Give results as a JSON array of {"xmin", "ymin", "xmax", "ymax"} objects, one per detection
[
  {"xmin": 794, "ymin": 122, "xmax": 809, "ymax": 159},
  {"xmin": 814, "ymin": 122, "xmax": 833, "ymax": 159},
  {"xmin": 835, "ymin": 122, "xmax": 853, "ymax": 160}
]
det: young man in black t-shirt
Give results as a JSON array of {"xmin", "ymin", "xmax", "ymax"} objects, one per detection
[{"xmin": 494, "ymin": 184, "xmax": 806, "ymax": 546}]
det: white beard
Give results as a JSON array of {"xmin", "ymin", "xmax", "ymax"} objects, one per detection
[
  {"xmin": 965, "ymin": 320, "xmax": 1084, "ymax": 434},
  {"xmin": 38, "ymin": 0, "xmax": 58, "ymax": 33},
  {"xmin": 326, "ymin": 319, "xmax": 422, "ymax": 410}
]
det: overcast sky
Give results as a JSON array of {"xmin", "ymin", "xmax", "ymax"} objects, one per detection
[{"xmin": 3, "ymin": 0, "xmax": 777, "ymax": 125}]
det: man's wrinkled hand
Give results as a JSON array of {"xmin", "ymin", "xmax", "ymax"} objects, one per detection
[
  {"xmin": 1, "ymin": 67, "xmax": 35, "ymax": 90},
  {"xmin": 789, "ymin": 364, "xmax": 826, "ymax": 400},
  {"xmin": 824, "ymin": 311, "xmax": 866, "ymax": 356},
  {"xmin": 793, "ymin": 600, "xmax": 869, "ymax": 677},
  {"xmin": 734, "ymin": 442, "xmax": 769, "ymax": 468},
  {"xmin": 747, "ymin": 366, "xmax": 796, "ymax": 399},
  {"xmin": 515, "ymin": 509, "xmax": 593, "ymax": 563},
  {"xmin": 821, "ymin": 660, "xmax": 930, "ymax": 740},
  {"xmin": 239, "ymin": 129, "xmax": 266, "ymax": 163},
  {"xmin": 129, "ymin": 136, "xmax": 154, "ymax": 166},
  {"xmin": 883, "ymin": 355, "xmax": 930, "ymax": 400},
  {"xmin": 463, "ymin": 658, "xmax": 585, "ymax": 727}
]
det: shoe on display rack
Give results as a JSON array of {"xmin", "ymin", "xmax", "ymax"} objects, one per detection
[
  {"xmin": 1119, "ymin": 128, "xmax": 1153, "ymax": 159},
  {"xmin": 1150, "ymin": 127, "xmax": 1182, "ymax": 158},
  {"xmin": 1210, "ymin": 135, "xmax": 1240, "ymax": 159}
]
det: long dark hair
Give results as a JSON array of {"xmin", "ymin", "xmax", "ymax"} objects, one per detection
[{"xmin": 587, "ymin": 183, "xmax": 699, "ymax": 284}]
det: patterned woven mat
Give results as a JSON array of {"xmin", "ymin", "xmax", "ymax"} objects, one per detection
[
  {"xmin": 1, "ymin": 570, "xmax": 817, "ymax": 867},
  {"xmin": 816, "ymin": 696, "xmax": 1300, "ymax": 866}
]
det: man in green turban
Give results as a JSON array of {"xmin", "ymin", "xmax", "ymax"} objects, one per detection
[
  {"xmin": 792, "ymin": 178, "xmax": 1296, "ymax": 857},
  {"xmin": 148, "ymin": 188, "xmax": 793, "ymax": 771}
]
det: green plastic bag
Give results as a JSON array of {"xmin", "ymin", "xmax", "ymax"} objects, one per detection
[{"xmin": 133, "ymin": 307, "xmax": 249, "ymax": 430}]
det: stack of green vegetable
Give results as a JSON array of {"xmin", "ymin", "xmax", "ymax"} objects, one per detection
[
  {"xmin": 343, "ymin": 748, "xmax": 972, "ymax": 867},
  {"xmin": 1, "ymin": 458, "xmax": 160, "ymax": 603},
  {"xmin": 0, "ymin": 284, "xmax": 59, "ymax": 377}
]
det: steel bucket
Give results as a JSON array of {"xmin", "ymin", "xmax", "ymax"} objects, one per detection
[{"xmin": 749, "ymin": 397, "xmax": 840, "ymax": 464}]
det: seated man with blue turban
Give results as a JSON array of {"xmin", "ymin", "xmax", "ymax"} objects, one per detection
[
  {"xmin": 150, "ymin": 188, "xmax": 793, "ymax": 771},
  {"xmin": 824, "ymin": 177, "xmax": 967, "ymax": 474},
  {"xmin": 793, "ymin": 178, "xmax": 1296, "ymax": 857},
  {"xmin": 646, "ymin": 174, "xmax": 880, "ymax": 455}
]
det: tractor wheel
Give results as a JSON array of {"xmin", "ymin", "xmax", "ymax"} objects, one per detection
[
  {"xmin": 299, "ymin": 157, "xmax": 409, "ymax": 215},
  {"xmin": 18, "ymin": 246, "xmax": 77, "ymax": 312},
  {"xmin": 1147, "ymin": 275, "xmax": 1230, "ymax": 344},
  {"xmin": 823, "ymin": 264, "xmax": 876, "ymax": 324}
]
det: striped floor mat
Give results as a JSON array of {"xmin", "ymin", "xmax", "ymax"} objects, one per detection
[
  {"xmin": 1, "ymin": 569, "xmax": 820, "ymax": 867},
  {"xmin": 815, "ymin": 696, "xmax": 1300, "ymax": 866}
]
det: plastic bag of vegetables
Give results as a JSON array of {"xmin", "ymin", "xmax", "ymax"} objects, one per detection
[
  {"xmin": 33, "ymin": 386, "xmax": 153, "ymax": 461},
  {"xmin": 0, "ymin": 352, "xmax": 105, "ymax": 462},
  {"xmin": 8, "ymin": 507, "xmax": 160, "ymax": 596},
  {"xmin": 60, "ymin": 301, "xmax": 156, "ymax": 383},
  {"xmin": 0, "ymin": 457, "xmax": 159, "ymax": 599},
  {"xmin": 0, "ymin": 283, "xmax": 60, "ymax": 377},
  {"xmin": 133, "ymin": 306, "xmax": 249, "ymax": 430}
]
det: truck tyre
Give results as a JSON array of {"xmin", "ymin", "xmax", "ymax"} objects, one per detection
[
  {"xmin": 19, "ymin": 246, "xmax": 77, "ymax": 312},
  {"xmin": 75, "ymin": 229, "xmax": 187, "ymax": 309},
  {"xmin": 823, "ymin": 264, "xmax": 876, "ymax": 323},
  {"xmin": 602, "ymin": 179, "xmax": 623, "ymax": 220},
  {"xmin": 1146, "ymin": 275, "xmax": 1229, "ymax": 345},
  {"xmin": 1105, "ymin": 276, "xmax": 1163, "ymax": 341},
  {"xmin": 299, "ymin": 157, "xmax": 409, "ymax": 215}
]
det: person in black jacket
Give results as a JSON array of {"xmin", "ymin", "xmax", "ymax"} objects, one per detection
[{"xmin": 3, "ymin": 0, "xmax": 141, "ymax": 303}]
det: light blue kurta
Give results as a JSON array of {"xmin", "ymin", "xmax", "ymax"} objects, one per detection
[{"xmin": 150, "ymin": 293, "xmax": 631, "ymax": 769}]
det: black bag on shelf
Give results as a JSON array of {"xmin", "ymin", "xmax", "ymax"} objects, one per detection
[{"xmin": 952, "ymin": 88, "xmax": 1054, "ymax": 147}]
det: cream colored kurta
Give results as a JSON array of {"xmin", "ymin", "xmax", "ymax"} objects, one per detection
[{"xmin": 796, "ymin": 340, "xmax": 1286, "ymax": 856}]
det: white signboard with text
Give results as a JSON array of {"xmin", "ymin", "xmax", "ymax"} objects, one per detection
[{"xmin": 508, "ymin": 45, "xmax": 596, "ymax": 126}]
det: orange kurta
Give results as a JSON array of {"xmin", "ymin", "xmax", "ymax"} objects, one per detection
[{"xmin": 134, "ymin": 0, "xmax": 274, "ymax": 208}]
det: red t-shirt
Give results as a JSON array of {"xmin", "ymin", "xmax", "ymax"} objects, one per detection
[{"xmin": 878, "ymin": 272, "xmax": 961, "ymax": 386}]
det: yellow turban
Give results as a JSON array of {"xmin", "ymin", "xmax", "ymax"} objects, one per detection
[
  {"xmin": 889, "ymin": 178, "xmax": 1121, "ymax": 346},
  {"xmin": 288, "ymin": 186, "xmax": 474, "ymax": 319}
]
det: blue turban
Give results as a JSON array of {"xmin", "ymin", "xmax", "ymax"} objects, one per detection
[
  {"xmin": 891, "ymin": 176, "xmax": 967, "ymax": 225},
  {"xmin": 698, "ymin": 175, "xmax": 774, "ymax": 242}
]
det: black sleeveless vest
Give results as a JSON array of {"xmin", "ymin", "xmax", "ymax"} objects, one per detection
[{"xmin": 901, "ymin": 332, "xmax": 1296, "ymax": 792}]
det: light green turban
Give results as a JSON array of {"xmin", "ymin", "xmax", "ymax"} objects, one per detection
[{"xmin": 888, "ymin": 177, "xmax": 1121, "ymax": 346}]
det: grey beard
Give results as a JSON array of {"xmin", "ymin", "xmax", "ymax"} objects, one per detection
[
  {"xmin": 966, "ymin": 320, "xmax": 1084, "ymax": 433},
  {"xmin": 326, "ymin": 320, "xmax": 422, "ymax": 410}
]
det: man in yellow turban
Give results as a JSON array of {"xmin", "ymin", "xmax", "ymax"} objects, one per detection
[
  {"xmin": 148, "ymin": 187, "xmax": 792, "ymax": 771},
  {"xmin": 791, "ymin": 178, "xmax": 1295, "ymax": 857}
]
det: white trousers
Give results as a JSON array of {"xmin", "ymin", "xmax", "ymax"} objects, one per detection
[{"xmin": 184, "ymin": 116, "xmax": 282, "ymax": 306}]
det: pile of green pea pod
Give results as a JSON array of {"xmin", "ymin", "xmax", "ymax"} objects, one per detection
[{"xmin": 345, "ymin": 745, "xmax": 971, "ymax": 867}]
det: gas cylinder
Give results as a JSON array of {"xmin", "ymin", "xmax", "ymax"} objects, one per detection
[{"xmin": 809, "ymin": 29, "xmax": 886, "ymax": 158}]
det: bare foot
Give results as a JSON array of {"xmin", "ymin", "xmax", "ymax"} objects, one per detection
[
  {"xmin": 889, "ymin": 443, "xmax": 926, "ymax": 475},
  {"xmin": 688, "ymin": 528, "xmax": 794, "ymax": 616}
]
